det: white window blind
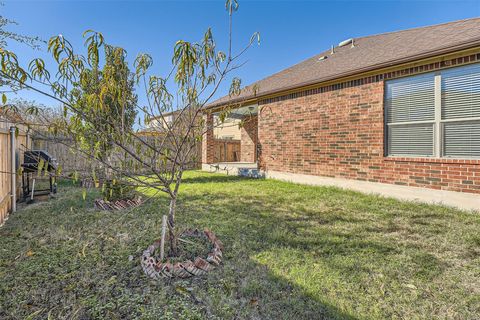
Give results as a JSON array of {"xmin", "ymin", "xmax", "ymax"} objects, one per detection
[
  {"xmin": 385, "ymin": 73, "xmax": 435, "ymax": 156},
  {"xmin": 442, "ymin": 64, "xmax": 480, "ymax": 120},
  {"xmin": 388, "ymin": 124, "xmax": 434, "ymax": 156},
  {"xmin": 443, "ymin": 122, "xmax": 480, "ymax": 157},
  {"xmin": 385, "ymin": 62, "xmax": 480, "ymax": 159},
  {"xmin": 441, "ymin": 64, "xmax": 480, "ymax": 158}
]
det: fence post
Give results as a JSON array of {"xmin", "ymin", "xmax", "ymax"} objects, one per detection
[
  {"xmin": 26, "ymin": 129, "xmax": 30, "ymax": 150},
  {"xmin": 10, "ymin": 126, "xmax": 16, "ymax": 213}
]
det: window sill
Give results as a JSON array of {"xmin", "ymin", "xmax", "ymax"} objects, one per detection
[{"xmin": 384, "ymin": 156, "xmax": 480, "ymax": 165}]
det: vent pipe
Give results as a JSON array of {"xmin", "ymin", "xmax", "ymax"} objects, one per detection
[{"xmin": 338, "ymin": 38, "xmax": 354, "ymax": 47}]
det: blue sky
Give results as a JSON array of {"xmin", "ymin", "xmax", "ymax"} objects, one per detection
[{"xmin": 3, "ymin": 0, "xmax": 480, "ymax": 124}]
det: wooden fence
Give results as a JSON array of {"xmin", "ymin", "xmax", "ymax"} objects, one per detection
[
  {"xmin": 31, "ymin": 133, "xmax": 202, "ymax": 176},
  {"xmin": 31, "ymin": 135, "xmax": 90, "ymax": 174},
  {"xmin": 0, "ymin": 118, "xmax": 29, "ymax": 226}
]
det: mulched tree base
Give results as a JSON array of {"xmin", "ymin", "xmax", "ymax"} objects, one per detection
[
  {"xmin": 94, "ymin": 197, "xmax": 143, "ymax": 211},
  {"xmin": 141, "ymin": 228, "xmax": 224, "ymax": 279}
]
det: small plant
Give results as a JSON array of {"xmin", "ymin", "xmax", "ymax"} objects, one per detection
[
  {"xmin": 101, "ymin": 180, "xmax": 136, "ymax": 202},
  {"xmin": 0, "ymin": 0, "xmax": 258, "ymax": 262}
]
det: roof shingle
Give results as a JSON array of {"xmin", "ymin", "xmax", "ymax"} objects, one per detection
[{"xmin": 210, "ymin": 17, "xmax": 480, "ymax": 107}]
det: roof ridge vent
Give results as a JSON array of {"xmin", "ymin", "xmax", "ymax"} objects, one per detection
[{"xmin": 338, "ymin": 38, "xmax": 355, "ymax": 47}]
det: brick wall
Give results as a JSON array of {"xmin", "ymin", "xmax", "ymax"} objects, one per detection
[
  {"xmin": 240, "ymin": 115, "xmax": 258, "ymax": 163},
  {"xmin": 258, "ymin": 55, "xmax": 480, "ymax": 194},
  {"xmin": 202, "ymin": 113, "xmax": 215, "ymax": 164}
]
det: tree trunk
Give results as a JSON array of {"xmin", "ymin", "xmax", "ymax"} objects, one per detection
[{"xmin": 168, "ymin": 196, "xmax": 178, "ymax": 256}]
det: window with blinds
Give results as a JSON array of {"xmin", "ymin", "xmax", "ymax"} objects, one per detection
[
  {"xmin": 385, "ymin": 73, "xmax": 435, "ymax": 156},
  {"xmin": 385, "ymin": 62, "xmax": 480, "ymax": 158},
  {"xmin": 441, "ymin": 64, "xmax": 480, "ymax": 158}
]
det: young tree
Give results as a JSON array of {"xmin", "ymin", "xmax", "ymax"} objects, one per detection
[{"xmin": 0, "ymin": 0, "xmax": 258, "ymax": 256}]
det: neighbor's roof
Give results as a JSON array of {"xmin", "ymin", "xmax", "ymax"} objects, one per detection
[{"xmin": 209, "ymin": 17, "xmax": 480, "ymax": 108}]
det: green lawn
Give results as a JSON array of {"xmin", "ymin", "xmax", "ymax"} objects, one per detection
[{"xmin": 1, "ymin": 171, "xmax": 479, "ymax": 319}]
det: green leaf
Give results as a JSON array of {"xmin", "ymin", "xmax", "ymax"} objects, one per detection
[
  {"xmin": 225, "ymin": 0, "xmax": 239, "ymax": 13},
  {"xmin": 250, "ymin": 32, "xmax": 261, "ymax": 46},
  {"xmin": 2, "ymin": 93, "xmax": 6, "ymax": 104},
  {"xmin": 82, "ymin": 188, "xmax": 86, "ymax": 200},
  {"xmin": 73, "ymin": 171, "xmax": 78, "ymax": 183},
  {"xmin": 44, "ymin": 162, "xmax": 49, "ymax": 176},
  {"xmin": 56, "ymin": 165, "xmax": 62, "ymax": 177},
  {"xmin": 37, "ymin": 158, "xmax": 45, "ymax": 176}
]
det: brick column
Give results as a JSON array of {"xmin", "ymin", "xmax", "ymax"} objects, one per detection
[
  {"xmin": 202, "ymin": 113, "xmax": 215, "ymax": 164},
  {"xmin": 240, "ymin": 115, "xmax": 258, "ymax": 163}
]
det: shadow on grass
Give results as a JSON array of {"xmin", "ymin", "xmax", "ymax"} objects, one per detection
[
  {"xmin": 170, "ymin": 192, "xmax": 411, "ymax": 319},
  {"xmin": 144, "ymin": 183, "xmax": 366, "ymax": 318},
  {"xmin": 220, "ymin": 259, "xmax": 360, "ymax": 320}
]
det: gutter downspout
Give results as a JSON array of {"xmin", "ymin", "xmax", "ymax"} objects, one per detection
[{"xmin": 9, "ymin": 126, "xmax": 16, "ymax": 213}]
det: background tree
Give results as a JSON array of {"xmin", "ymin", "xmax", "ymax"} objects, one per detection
[
  {"xmin": 0, "ymin": 0, "xmax": 259, "ymax": 256},
  {"xmin": 69, "ymin": 44, "xmax": 138, "ymax": 185},
  {"xmin": 1, "ymin": 98, "xmax": 61, "ymax": 124},
  {"xmin": 0, "ymin": 11, "xmax": 41, "ymax": 49}
]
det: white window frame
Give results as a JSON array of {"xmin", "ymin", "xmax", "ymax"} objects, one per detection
[
  {"xmin": 385, "ymin": 73, "xmax": 436, "ymax": 157},
  {"xmin": 385, "ymin": 63, "xmax": 480, "ymax": 159}
]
